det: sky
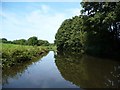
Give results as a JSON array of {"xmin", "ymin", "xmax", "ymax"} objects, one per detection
[{"xmin": 1, "ymin": 2, "xmax": 82, "ymax": 43}]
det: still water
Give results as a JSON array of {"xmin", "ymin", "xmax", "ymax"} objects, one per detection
[{"xmin": 2, "ymin": 51, "xmax": 120, "ymax": 88}]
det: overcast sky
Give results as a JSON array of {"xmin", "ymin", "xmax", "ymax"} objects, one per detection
[{"xmin": 1, "ymin": 2, "xmax": 82, "ymax": 43}]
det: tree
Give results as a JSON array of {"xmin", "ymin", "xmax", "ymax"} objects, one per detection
[
  {"xmin": 0, "ymin": 38, "xmax": 8, "ymax": 43},
  {"xmin": 80, "ymin": 2, "xmax": 120, "ymax": 55},
  {"xmin": 55, "ymin": 15, "xmax": 87, "ymax": 52},
  {"xmin": 27, "ymin": 36, "xmax": 38, "ymax": 46},
  {"xmin": 55, "ymin": 2, "xmax": 120, "ymax": 57},
  {"xmin": 37, "ymin": 40, "xmax": 49, "ymax": 46},
  {"xmin": 13, "ymin": 39, "xmax": 27, "ymax": 45}
]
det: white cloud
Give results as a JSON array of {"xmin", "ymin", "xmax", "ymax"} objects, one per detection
[
  {"xmin": 41, "ymin": 5, "xmax": 51, "ymax": 13},
  {"xmin": 25, "ymin": 8, "xmax": 66, "ymax": 42},
  {"xmin": 2, "ymin": 4, "xmax": 80, "ymax": 43}
]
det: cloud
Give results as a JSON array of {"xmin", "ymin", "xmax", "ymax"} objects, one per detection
[
  {"xmin": 2, "ymin": 4, "xmax": 80, "ymax": 43},
  {"xmin": 41, "ymin": 5, "xmax": 51, "ymax": 13},
  {"xmin": 25, "ymin": 7, "xmax": 66, "ymax": 42}
]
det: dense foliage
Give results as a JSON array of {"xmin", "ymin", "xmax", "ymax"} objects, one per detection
[
  {"xmin": 1, "ymin": 43, "xmax": 48, "ymax": 68},
  {"xmin": 55, "ymin": 16, "xmax": 85, "ymax": 52},
  {"xmin": 55, "ymin": 2, "xmax": 120, "ymax": 57},
  {"xmin": 0, "ymin": 36, "xmax": 50, "ymax": 46},
  {"xmin": 13, "ymin": 39, "xmax": 27, "ymax": 45}
]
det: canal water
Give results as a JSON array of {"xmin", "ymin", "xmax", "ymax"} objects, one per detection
[{"xmin": 2, "ymin": 51, "xmax": 120, "ymax": 88}]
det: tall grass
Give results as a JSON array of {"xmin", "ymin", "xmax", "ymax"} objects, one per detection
[{"xmin": 1, "ymin": 43, "xmax": 48, "ymax": 68}]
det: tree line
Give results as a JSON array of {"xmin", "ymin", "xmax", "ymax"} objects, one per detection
[
  {"xmin": 55, "ymin": 2, "xmax": 120, "ymax": 57},
  {"xmin": 0, "ymin": 36, "xmax": 50, "ymax": 46}
]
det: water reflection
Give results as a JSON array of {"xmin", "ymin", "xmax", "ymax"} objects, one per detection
[
  {"xmin": 2, "ymin": 51, "xmax": 79, "ymax": 88},
  {"xmin": 2, "ymin": 52, "xmax": 49, "ymax": 86},
  {"xmin": 55, "ymin": 52, "xmax": 120, "ymax": 88}
]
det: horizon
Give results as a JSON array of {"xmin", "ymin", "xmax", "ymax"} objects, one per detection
[{"xmin": 1, "ymin": 2, "xmax": 82, "ymax": 43}]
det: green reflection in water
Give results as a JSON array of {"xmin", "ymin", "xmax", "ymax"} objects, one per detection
[
  {"xmin": 55, "ymin": 52, "xmax": 120, "ymax": 88},
  {"xmin": 2, "ymin": 51, "xmax": 49, "ymax": 85}
]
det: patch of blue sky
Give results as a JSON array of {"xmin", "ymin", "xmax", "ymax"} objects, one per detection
[{"xmin": 1, "ymin": 2, "xmax": 82, "ymax": 43}]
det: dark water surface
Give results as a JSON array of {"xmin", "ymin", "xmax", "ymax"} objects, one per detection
[{"xmin": 2, "ymin": 51, "xmax": 120, "ymax": 88}]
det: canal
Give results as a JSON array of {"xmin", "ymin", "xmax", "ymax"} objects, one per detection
[{"xmin": 2, "ymin": 51, "xmax": 120, "ymax": 88}]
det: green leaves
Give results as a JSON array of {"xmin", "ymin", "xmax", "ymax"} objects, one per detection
[
  {"xmin": 28, "ymin": 36, "xmax": 38, "ymax": 46},
  {"xmin": 55, "ymin": 2, "xmax": 120, "ymax": 57},
  {"xmin": 2, "ymin": 43, "xmax": 48, "ymax": 68},
  {"xmin": 55, "ymin": 16, "xmax": 85, "ymax": 52},
  {"xmin": 1, "ymin": 36, "xmax": 50, "ymax": 47}
]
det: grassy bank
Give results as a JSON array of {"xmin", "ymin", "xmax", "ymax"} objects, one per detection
[{"xmin": 1, "ymin": 43, "xmax": 48, "ymax": 68}]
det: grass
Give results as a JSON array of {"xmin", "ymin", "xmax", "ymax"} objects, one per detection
[
  {"xmin": 44, "ymin": 44, "xmax": 57, "ymax": 51},
  {"xmin": 1, "ymin": 43, "xmax": 49, "ymax": 68}
]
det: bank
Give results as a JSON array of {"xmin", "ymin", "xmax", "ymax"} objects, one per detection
[{"xmin": 1, "ymin": 43, "xmax": 50, "ymax": 68}]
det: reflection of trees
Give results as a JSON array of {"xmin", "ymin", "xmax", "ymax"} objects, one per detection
[
  {"xmin": 0, "ymin": 66, "xmax": 2, "ymax": 86},
  {"xmin": 105, "ymin": 65, "xmax": 120, "ymax": 88},
  {"xmin": 55, "ymin": 52, "xmax": 120, "ymax": 88},
  {"xmin": 2, "ymin": 51, "xmax": 49, "ymax": 85}
]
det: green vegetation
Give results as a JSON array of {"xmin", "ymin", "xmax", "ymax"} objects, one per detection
[
  {"xmin": 55, "ymin": 16, "xmax": 85, "ymax": 52},
  {"xmin": 0, "ymin": 36, "xmax": 56, "ymax": 68},
  {"xmin": 46, "ymin": 43, "xmax": 57, "ymax": 51},
  {"xmin": 13, "ymin": 39, "xmax": 27, "ymax": 45},
  {"xmin": 27, "ymin": 36, "xmax": 38, "ymax": 46},
  {"xmin": 1, "ymin": 43, "xmax": 49, "ymax": 68},
  {"xmin": 0, "ymin": 36, "xmax": 50, "ymax": 46},
  {"xmin": 55, "ymin": 2, "xmax": 120, "ymax": 57}
]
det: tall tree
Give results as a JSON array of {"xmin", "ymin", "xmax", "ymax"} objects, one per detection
[
  {"xmin": 55, "ymin": 1, "xmax": 120, "ymax": 57},
  {"xmin": 81, "ymin": 2, "xmax": 120, "ymax": 55}
]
